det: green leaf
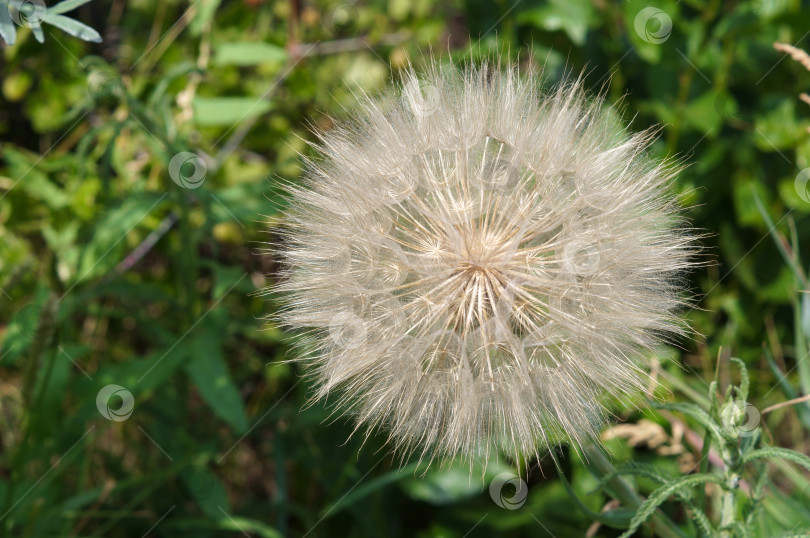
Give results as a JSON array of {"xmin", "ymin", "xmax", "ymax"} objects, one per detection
[
  {"xmin": 42, "ymin": 12, "xmax": 101, "ymax": 42},
  {"xmin": 799, "ymin": 293, "xmax": 810, "ymax": 410},
  {"xmin": 213, "ymin": 41, "xmax": 288, "ymax": 66},
  {"xmin": 653, "ymin": 401, "xmax": 732, "ymax": 443},
  {"xmin": 179, "ymin": 465, "xmax": 231, "ymax": 518},
  {"xmin": 743, "ymin": 447, "xmax": 810, "ymax": 472},
  {"xmin": 1, "ymin": 285, "xmax": 53, "ymax": 366},
  {"xmin": 4, "ymin": 426, "xmax": 95, "ymax": 520},
  {"xmin": 185, "ymin": 332, "xmax": 249, "ymax": 434},
  {"xmin": 772, "ymin": 530, "xmax": 810, "ymax": 538},
  {"xmin": 29, "ymin": 345, "xmax": 73, "ymax": 436},
  {"xmin": 687, "ymin": 502, "xmax": 715, "ymax": 537},
  {"xmin": 324, "ymin": 461, "xmax": 422, "ymax": 518},
  {"xmin": 0, "ymin": 7, "xmax": 17, "ymax": 45},
  {"xmin": 400, "ymin": 459, "xmax": 510, "ymax": 505},
  {"xmin": 95, "ymin": 345, "xmax": 188, "ymax": 394},
  {"xmin": 49, "ymin": 0, "xmax": 94, "ymax": 15},
  {"xmin": 148, "ymin": 62, "xmax": 201, "ymax": 107},
  {"xmin": 26, "ymin": 172, "xmax": 70, "ymax": 208},
  {"xmin": 619, "ymin": 474, "xmax": 724, "ymax": 538},
  {"xmin": 754, "ymin": 100, "xmax": 807, "ymax": 151},
  {"xmin": 591, "ymin": 460, "xmax": 714, "ymax": 534},
  {"xmin": 561, "ymin": 472, "xmax": 634, "ymax": 528},
  {"xmin": 189, "ymin": 0, "xmax": 222, "ymax": 36},
  {"xmin": 752, "ymin": 187, "xmax": 805, "ymax": 286},
  {"xmin": 2, "ymin": 147, "xmax": 70, "ymax": 209},
  {"xmin": 59, "ymin": 461, "xmax": 186, "ymax": 513},
  {"xmin": 205, "ymin": 262, "xmax": 249, "ymax": 301},
  {"xmin": 165, "ymin": 516, "xmax": 283, "ymax": 538},
  {"xmin": 75, "ymin": 193, "xmax": 167, "ymax": 283},
  {"xmin": 729, "ymin": 357, "xmax": 749, "ymax": 402},
  {"xmin": 216, "ymin": 516, "xmax": 284, "ymax": 538},
  {"xmin": 683, "ymin": 91, "xmax": 724, "ymax": 134},
  {"xmin": 517, "ymin": 0, "xmax": 597, "ymax": 46},
  {"xmin": 595, "ymin": 461, "xmax": 673, "ymax": 491},
  {"xmin": 31, "ymin": 24, "xmax": 44, "ymax": 43},
  {"xmin": 762, "ymin": 345, "xmax": 799, "ymax": 401},
  {"xmin": 192, "ymin": 96, "xmax": 272, "ymax": 127},
  {"xmin": 207, "ymin": 180, "xmax": 278, "ymax": 224},
  {"xmin": 762, "ymin": 482, "xmax": 810, "ymax": 530}
]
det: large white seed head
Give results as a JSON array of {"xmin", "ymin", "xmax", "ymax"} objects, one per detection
[{"xmin": 271, "ymin": 61, "xmax": 697, "ymax": 467}]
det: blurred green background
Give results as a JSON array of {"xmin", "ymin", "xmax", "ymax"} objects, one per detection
[{"xmin": 1, "ymin": 0, "xmax": 810, "ymax": 536}]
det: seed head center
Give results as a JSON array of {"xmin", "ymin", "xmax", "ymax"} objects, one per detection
[{"xmin": 443, "ymin": 229, "xmax": 518, "ymax": 329}]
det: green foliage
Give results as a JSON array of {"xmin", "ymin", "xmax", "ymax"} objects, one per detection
[
  {"xmin": 1, "ymin": 0, "xmax": 810, "ymax": 536},
  {"xmin": 582, "ymin": 360, "xmax": 810, "ymax": 538},
  {"xmin": 0, "ymin": 0, "xmax": 101, "ymax": 45}
]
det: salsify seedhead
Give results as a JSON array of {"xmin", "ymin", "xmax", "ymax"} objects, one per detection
[{"xmin": 272, "ymin": 61, "xmax": 696, "ymax": 466}]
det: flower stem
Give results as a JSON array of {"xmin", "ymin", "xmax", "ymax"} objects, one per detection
[
  {"xmin": 719, "ymin": 474, "xmax": 738, "ymax": 534},
  {"xmin": 583, "ymin": 444, "xmax": 687, "ymax": 538}
]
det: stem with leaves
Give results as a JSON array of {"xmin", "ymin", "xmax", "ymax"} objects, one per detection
[{"xmin": 583, "ymin": 444, "xmax": 687, "ymax": 538}]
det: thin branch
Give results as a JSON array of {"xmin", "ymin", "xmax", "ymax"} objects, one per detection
[
  {"xmin": 774, "ymin": 42, "xmax": 810, "ymax": 72},
  {"xmin": 761, "ymin": 394, "xmax": 810, "ymax": 415},
  {"xmin": 288, "ymin": 31, "xmax": 410, "ymax": 58}
]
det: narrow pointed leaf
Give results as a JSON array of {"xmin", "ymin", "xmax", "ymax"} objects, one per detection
[
  {"xmin": 185, "ymin": 332, "xmax": 249, "ymax": 434},
  {"xmin": 743, "ymin": 447, "xmax": 810, "ymax": 472},
  {"xmin": 32, "ymin": 24, "xmax": 44, "ymax": 43},
  {"xmin": 619, "ymin": 474, "xmax": 724, "ymax": 538},
  {"xmin": 42, "ymin": 12, "xmax": 101, "ymax": 42},
  {"xmin": 561, "ymin": 472, "xmax": 634, "ymax": 528},
  {"xmin": 0, "ymin": 8, "xmax": 17, "ymax": 44},
  {"xmin": 49, "ymin": 0, "xmax": 94, "ymax": 14}
]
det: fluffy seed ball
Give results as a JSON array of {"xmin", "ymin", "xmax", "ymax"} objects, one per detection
[{"xmin": 273, "ymin": 62, "xmax": 695, "ymax": 465}]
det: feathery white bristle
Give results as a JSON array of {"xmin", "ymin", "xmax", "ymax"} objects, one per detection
[{"xmin": 270, "ymin": 60, "xmax": 698, "ymax": 469}]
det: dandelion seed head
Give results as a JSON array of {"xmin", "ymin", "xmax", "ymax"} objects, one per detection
[{"xmin": 271, "ymin": 60, "xmax": 697, "ymax": 468}]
